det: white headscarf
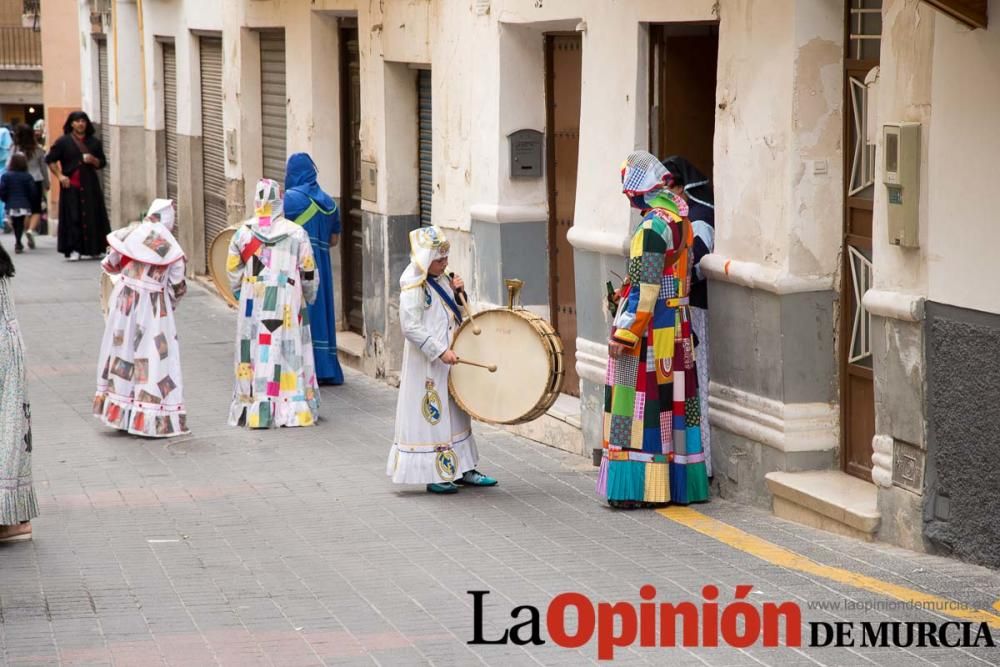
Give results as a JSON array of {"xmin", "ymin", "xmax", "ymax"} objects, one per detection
[
  {"xmin": 106, "ymin": 198, "xmax": 184, "ymax": 265},
  {"xmin": 399, "ymin": 225, "xmax": 450, "ymax": 290}
]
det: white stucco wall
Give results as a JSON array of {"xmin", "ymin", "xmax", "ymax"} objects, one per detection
[
  {"xmin": 925, "ymin": 11, "xmax": 1000, "ymax": 315},
  {"xmin": 870, "ymin": 0, "xmax": 933, "ymax": 297},
  {"xmin": 139, "ymin": 0, "xmax": 224, "ymax": 137},
  {"xmin": 711, "ymin": 0, "xmax": 844, "ymax": 287}
]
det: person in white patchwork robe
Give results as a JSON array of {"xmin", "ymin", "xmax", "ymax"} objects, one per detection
[
  {"xmin": 93, "ymin": 199, "xmax": 189, "ymax": 437},
  {"xmin": 386, "ymin": 226, "xmax": 498, "ymax": 494},
  {"xmin": 226, "ymin": 178, "xmax": 320, "ymax": 429}
]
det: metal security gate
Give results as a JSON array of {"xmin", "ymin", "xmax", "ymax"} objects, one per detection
[
  {"xmin": 418, "ymin": 68, "xmax": 432, "ymax": 226},
  {"xmin": 259, "ymin": 30, "xmax": 287, "ymax": 184},
  {"xmin": 840, "ymin": 0, "xmax": 882, "ymax": 482},
  {"xmin": 97, "ymin": 37, "xmax": 112, "ymax": 217},
  {"xmin": 162, "ymin": 42, "xmax": 178, "ymax": 203},
  {"xmin": 200, "ymin": 36, "xmax": 226, "ymax": 272}
]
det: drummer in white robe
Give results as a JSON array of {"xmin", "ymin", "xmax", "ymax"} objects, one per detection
[{"xmin": 387, "ymin": 226, "xmax": 498, "ymax": 494}]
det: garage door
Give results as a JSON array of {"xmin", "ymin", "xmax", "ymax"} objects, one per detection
[
  {"xmin": 200, "ymin": 36, "xmax": 226, "ymax": 272},
  {"xmin": 162, "ymin": 41, "xmax": 178, "ymax": 202},
  {"xmin": 259, "ymin": 30, "xmax": 287, "ymax": 184}
]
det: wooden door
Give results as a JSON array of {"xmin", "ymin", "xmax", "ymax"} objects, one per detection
[
  {"xmin": 546, "ymin": 35, "xmax": 582, "ymax": 397},
  {"xmin": 649, "ymin": 24, "xmax": 719, "ymax": 178},
  {"xmin": 841, "ymin": 0, "xmax": 882, "ymax": 481},
  {"xmin": 339, "ymin": 20, "xmax": 363, "ymax": 334}
]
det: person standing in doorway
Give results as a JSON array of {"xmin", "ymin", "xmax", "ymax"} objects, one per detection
[
  {"xmin": 0, "ymin": 243, "xmax": 37, "ymax": 542},
  {"xmin": 284, "ymin": 153, "xmax": 345, "ymax": 385},
  {"xmin": 662, "ymin": 155, "xmax": 715, "ymax": 478},
  {"xmin": 45, "ymin": 111, "xmax": 110, "ymax": 260}
]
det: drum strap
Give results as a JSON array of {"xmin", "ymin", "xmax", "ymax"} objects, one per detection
[{"xmin": 426, "ymin": 278, "xmax": 463, "ymax": 326}]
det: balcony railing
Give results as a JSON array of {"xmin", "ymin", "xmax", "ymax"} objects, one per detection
[{"xmin": 0, "ymin": 26, "xmax": 41, "ymax": 69}]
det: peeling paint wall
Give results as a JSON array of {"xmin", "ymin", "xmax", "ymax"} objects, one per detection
[{"xmin": 714, "ymin": 0, "xmax": 843, "ymax": 281}]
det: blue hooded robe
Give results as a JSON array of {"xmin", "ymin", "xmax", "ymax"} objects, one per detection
[{"xmin": 284, "ymin": 153, "xmax": 344, "ymax": 385}]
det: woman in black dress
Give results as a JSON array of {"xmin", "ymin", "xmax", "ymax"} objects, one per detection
[{"xmin": 45, "ymin": 111, "xmax": 110, "ymax": 260}]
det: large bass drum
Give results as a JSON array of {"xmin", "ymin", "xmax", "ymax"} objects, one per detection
[
  {"xmin": 449, "ymin": 306, "xmax": 564, "ymax": 425},
  {"xmin": 208, "ymin": 224, "xmax": 241, "ymax": 308}
]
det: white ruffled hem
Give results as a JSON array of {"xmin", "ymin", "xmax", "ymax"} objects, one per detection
[
  {"xmin": 93, "ymin": 392, "xmax": 189, "ymax": 438},
  {"xmin": 386, "ymin": 433, "xmax": 479, "ymax": 485},
  {"xmin": 227, "ymin": 397, "xmax": 319, "ymax": 428}
]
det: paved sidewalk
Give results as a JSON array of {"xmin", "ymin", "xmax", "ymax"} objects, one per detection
[{"xmin": 1, "ymin": 235, "xmax": 999, "ymax": 666}]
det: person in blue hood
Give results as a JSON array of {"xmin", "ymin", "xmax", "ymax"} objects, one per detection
[{"xmin": 284, "ymin": 153, "xmax": 345, "ymax": 385}]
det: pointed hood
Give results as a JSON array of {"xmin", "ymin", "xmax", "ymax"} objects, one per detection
[
  {"xmin": 284, "ymin": 152, "xmax": 336, "ymax": 222},
  {"xmin": 246, "ymin": 178, "xmax": 297, "ymax": 242},
  {"xmin": 107, "ymin": 198, "xmax": 184, "ymax": 266}
]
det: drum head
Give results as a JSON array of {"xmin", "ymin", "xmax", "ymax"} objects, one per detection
[
  {"xmin": 450, "ymin": 310, "xmax": 557, "ymax": 424},
  {"xmin": 208, "ymin": 227, "xmax": 238, "ymax": 307}
]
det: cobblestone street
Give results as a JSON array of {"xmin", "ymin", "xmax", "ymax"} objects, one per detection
[{"xmin": 2, "ymin": 235, "xmax": 999, "ymax": 666}]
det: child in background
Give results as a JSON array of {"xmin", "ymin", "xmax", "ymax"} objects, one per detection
[{"xmin": 0, "ymin": 154, "xmax": 38, "ymax": 254}]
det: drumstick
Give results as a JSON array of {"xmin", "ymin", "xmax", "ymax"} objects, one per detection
[
  {"xmin": 455, "ymin": 357, "xmax": 497, "ymax": 373},
  {"xmin": 450, "ymin": 273, "xmax": 481, "ymax": 335}
]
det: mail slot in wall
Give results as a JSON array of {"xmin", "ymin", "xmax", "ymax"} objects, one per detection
[{"xmin": 508, "ymin": 129, "xmax": 544, "ymax": 179}]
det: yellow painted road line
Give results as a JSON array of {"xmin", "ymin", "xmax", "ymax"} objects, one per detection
[{"xmin": 658, "ymin": 506, "xmax": 1000, "ymax": 630}]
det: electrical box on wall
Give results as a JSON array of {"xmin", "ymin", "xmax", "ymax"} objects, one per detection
[
  {"xmin": 361, "ymin": 160, "xmax": 377, "ymax": 202},
  {"xmin": 883, "ymin": 122, "xmax": 920, "ymax": 248},
  {"xmin": 508, "ymin": 129, "xmax": 544, "ymax": 179}
]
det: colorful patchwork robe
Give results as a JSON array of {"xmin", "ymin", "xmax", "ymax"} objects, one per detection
[
  {"xmin": 597, "ymin": 207, "xmax": 710, "ymax": 505},
  {"xmin": 226, "ymin": 217, "xmax": 320, "ymax": 428}
]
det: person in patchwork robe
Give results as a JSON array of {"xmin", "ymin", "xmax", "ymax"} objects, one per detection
[
  {"xmin": 597, "ymin": 151, "xmax": 710, "ymax": 508},
  {"xmin": 226, "ymin": 178, "xmax": 320, "ymax": 429},
  {"xmin": 386, "ymin": 225, "xmax": 497, "ymax": 494},
  {"xmin": 94, "ymin": 198, "xmax": 190, "ymax": 437}
]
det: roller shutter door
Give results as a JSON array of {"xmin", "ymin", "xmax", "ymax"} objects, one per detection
[
  {"xmin": 418, "ymin": 68, "xmax": 432, "ymax": 226},
  {"xmin": 162, "ymin": 42, "xmax": 178, "ymax": 202},
  {"xmin": 259, "ymin": 30, "xmax": 287, "ymax": 184},
  {"xmin": 97, "ymin": 38, "xmax": 112, "ymax": 217},
  {"xmin": 200, "ymin": 36, "xmax": 226, "ymax": 270}
]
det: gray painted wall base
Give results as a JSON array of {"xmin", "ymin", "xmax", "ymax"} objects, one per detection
[
  {"xmin": 107, "ymin": 125, "xmax": 149, "ymax": 230},
  {"xmin": 714, "ymin": 428, "xmax": 839, "ymax": 509},
  {"xmin": 572, "ymin": 247, "xmax": 626, "ymax": 454},
  {"xmin": 362, "ymin": 211, "xmax": 420, "ymax": 378},
  {"xmin": 877, "ymin": 484, "xmax": 926, "ymax": 553},
  {"xmin": 470, "ymin": 219, "xmax": 548, "ymax": 306},
  {"xmin": 924, "ymin": 301, "xmax": 1000, "ymax": 568},
  {"xmin": 707, "ymin": 279, "xmax": 839, "ymax": 504},
  {"xmin": 175, "ymin": 134, "xmax": 205, "ymax": 276}
]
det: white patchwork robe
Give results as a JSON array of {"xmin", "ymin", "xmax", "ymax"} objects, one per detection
[
  {"xmin": 386, "ymin": 274, "xmax": 479, "ymax": 484},
  {"xmin": 93, "ymin": 248, "xmax": 189, "ymax": 437}
]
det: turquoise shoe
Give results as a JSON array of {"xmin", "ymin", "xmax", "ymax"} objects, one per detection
[
  {"xmin": 426, "ymin": 482, "xmax": 459, "ymax": 494},
  {"xmin": 456, "ymin": 470, "xmax": 498, "ymax": 487}
]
